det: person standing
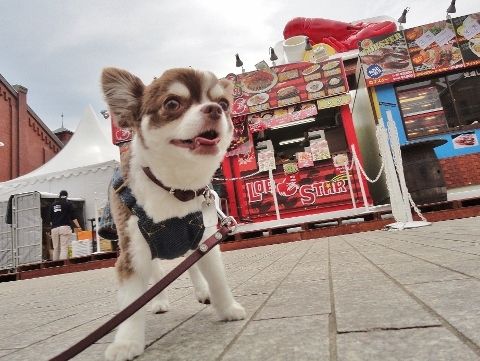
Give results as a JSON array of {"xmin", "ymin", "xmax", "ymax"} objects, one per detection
[{"xmin": 50, "ymin": 190, "xmax": 81, "ymax": 260}]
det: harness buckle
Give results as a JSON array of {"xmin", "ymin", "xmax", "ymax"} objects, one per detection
[{"xmin": 220, "ymin": 216, "xmax": 237, "ymax": 234}]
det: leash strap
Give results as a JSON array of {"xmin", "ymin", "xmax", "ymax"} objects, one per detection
[{"xmin": 49, "ymin": 225, "xmax": 231, "ymax": 361}]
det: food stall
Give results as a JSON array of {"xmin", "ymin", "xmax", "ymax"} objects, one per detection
[
  {"xmin": 358, "ymin": 12, "xmax": 480, "ymax": 199},
  {"xmin": 218, "ymin": 60, "xmax": 373, "ymax": 222}
]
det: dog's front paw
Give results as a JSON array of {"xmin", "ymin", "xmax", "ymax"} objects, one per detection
[
  {"xmin": 195, "ymin": 287, "xmax": 211, "ymax": 304},
  {"xmin": 105, "ymin": 340, "xmax": 144, "ymax": 361},
  {"xmin": 216, "ymin": 301, "xmax": 246, "ymax": 321},
  {"xmin": 151, "ymin": 298, "xmax": 170, "ymax": 314}
]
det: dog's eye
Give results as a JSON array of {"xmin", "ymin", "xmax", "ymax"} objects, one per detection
[
  {"xmin": 164, "ymin": 98, "xmax": 181, "ymax": 111},
  {"xmin": 218, "ymin": 99, "xmax": 229, "ymax": 112}
]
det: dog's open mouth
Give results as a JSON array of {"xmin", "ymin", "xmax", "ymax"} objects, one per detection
[{"xmin": 170, "ymin": 130, "xmax": 220, "ymax": 150}]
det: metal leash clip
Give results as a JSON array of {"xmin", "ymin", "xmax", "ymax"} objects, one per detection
[{"xmin": 219, "ymin": 215, "xmax": 237, "ymax": 233}]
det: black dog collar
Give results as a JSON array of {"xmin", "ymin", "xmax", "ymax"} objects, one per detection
[{"xmin": 142, "ymin": 167, "xmax": 208, "ymax": 202}]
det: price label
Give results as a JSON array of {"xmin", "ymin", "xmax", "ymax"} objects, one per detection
[
  {"xmin": 463, "ymin": 17, "xmax": 480, "ymax": 40},
  {"xmin": 435, "ymin": 27, "xmax": 455, "ymax": 46},
  {"xmin": 415, "ymin": 31, "xmax": 436, "ymax": 49}
]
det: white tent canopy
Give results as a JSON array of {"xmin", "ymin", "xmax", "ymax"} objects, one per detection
[{"xmin": 0, "ymin": 106, "xmax": 120, "ymax": 223}]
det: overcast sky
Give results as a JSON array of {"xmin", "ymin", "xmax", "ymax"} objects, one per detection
[{"xmin": 1, "ymin": 0, "xmax": 479, "ymax": 132}]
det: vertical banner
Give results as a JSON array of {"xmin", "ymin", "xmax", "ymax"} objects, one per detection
[{"xmin": 237, "ymin": 149, "xmax": 258, "ymax": 173}]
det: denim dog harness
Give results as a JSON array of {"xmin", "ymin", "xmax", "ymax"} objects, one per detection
[{"xmin": 109, "ymin": 167, "xmax": 205, "ymax": 260}]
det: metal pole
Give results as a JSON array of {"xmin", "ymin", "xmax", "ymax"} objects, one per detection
[
  {"xmin": 268, "ymin": 169, "xmax": 281, "ymax": 220},
  {"xmin": 344, "ymin": 164, "xmax": 357, "ymax": 209}
]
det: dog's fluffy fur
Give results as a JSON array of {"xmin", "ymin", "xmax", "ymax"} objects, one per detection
[{"xmin": 102, "ymin": 67, "xmax": 245, "ymax": 361}]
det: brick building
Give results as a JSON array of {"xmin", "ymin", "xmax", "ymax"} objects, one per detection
[
  {"xmin": 0, "ymin": 73, "xmax": 63, "ymax": 182},
  {"xmin": 53, "ymin": 127, "xmax": 74, "ymax": 145}
]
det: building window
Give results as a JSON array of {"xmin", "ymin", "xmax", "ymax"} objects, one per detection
[{"xmin": 396, "ymin": 69, "xmax": 480, "ymax": 139}]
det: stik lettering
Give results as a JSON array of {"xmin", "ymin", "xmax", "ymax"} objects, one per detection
[
  {"xmin": 246, "ymin": 179, "xmax": 271, "ymax": 202},
  {"xmin": 245, "ymin": 178, "xmax": 348, "ymax": 205}
]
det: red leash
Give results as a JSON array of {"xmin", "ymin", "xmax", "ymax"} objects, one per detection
[{"xmin": 50, "ymin": 224, "xmax": 232, "ymax": 361}]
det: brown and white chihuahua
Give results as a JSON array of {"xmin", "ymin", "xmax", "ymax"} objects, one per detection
[{"xmin": 101, "ymin": 67, "xmax": 245, "ymax": 361}]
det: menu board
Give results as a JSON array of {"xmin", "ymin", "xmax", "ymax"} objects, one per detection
[
  {"xmin": 405, "ymin": 20, "xmax": 463, "ymax": 77},
  {"xmin": 227, "ymin": 60, "xmax": 349, "ymax": 117},
  {"xmin": 358, "ymin": 12, "xmax": 480, "ymax": 87},
  {"xmin": 358, "ymin": 31, "xmax": 415, "ymax": 86},
  {"xmin": 452, "ymin": 13, "xmax": 480, "ymax": 67}
]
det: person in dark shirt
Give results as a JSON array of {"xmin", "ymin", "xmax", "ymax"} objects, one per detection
[{"xmin": 50, "ymin": 190, "xmax": 81, "ymax": 260}]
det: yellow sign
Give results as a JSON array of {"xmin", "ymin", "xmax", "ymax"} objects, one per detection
[{"xmin": 316, "ymin": 94, "xmax": 351, "ymax": 110}]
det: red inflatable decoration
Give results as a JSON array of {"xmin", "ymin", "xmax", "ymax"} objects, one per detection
[{"xmin": 284, "ymin": 17, "xmax": 397, "ymax": 53}]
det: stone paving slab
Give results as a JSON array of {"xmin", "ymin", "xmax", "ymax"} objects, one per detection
[
  {"xmin": 0, "ymin": 217, "xmax": 479, "ymax": 360},
  {"xmin": 375, "ymin": 260, "xmax": 469, "ymax": 285},
  {"xmin": 254, "ymin": 280, "xmax": 330, "ymax": 320},
  {"xmin": 138, "ymin": 295, "xmax": 266, "ymax": 361},
  {"xmin": 406, "ymin": 279, "xmax": 480, "ymax": 346},
  {"xmin": 222, "ymin": 315, "xmax": 330, "ymax": 361},
  {"xmin": 337, "ymin": 327, "xmax": 479, "ymax": 361}
]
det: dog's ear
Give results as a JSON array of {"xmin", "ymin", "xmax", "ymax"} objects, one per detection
[
  {"xmin": 101, "ymin": 67, "xmax": 145, "ymax": 128},
  {"xmin": 218, "ymin": 78, "xmax": 234, "ymax": 102}
]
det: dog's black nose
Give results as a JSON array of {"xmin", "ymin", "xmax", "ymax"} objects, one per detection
[{"xmin": 201, "ymin": 103, "xmax": 222, "ymax": 120}]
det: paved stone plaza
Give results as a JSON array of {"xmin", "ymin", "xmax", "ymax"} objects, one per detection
[{"xmin": 0, "ymin": 217, "xmax": 479, "ymax": 361}]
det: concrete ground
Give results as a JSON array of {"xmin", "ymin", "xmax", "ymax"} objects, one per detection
[{"xmin": 0, "ymin": 217, "xmax": 479, "ymax": 361}]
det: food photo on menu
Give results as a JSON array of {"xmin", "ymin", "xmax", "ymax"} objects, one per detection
[{"xmin": 452, "ymin": 132, "xmax": 479, "ymax": 149}]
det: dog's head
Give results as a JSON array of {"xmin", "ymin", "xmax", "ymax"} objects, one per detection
[{"xmin": 101, "ymin": 67, "xmax": 234, "ymax": 185}]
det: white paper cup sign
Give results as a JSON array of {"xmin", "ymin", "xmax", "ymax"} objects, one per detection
[{"xmin": 283, "ymin": 36, "xmax": 307, "ymax": 63}]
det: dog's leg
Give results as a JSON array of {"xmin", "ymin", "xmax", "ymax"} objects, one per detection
[
  {"xmin": 188, "ymin": 264, "xmax": 210, "ymax": 304},
  {"xmin": 105, "ymin": 273, "xmax": 148, "ymax": 361},
  {"xmin": 196, "ymin": 242, "xmax": 245, "ymax": 321},
  {"xmin": 105, "ymin": 219, "xmax": 151, "ymax": 361},
  {"xmin": 150, "ymin": 258, "xmax": 170, "ymax": 313}
]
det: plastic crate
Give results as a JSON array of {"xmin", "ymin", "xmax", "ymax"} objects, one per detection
[{"xmin": 72, "ymin": 240, "xmax": 92, "ymax": 257}]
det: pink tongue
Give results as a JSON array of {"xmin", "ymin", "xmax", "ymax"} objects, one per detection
[{"xmin": 194, "ymin": 137, "xmax": 220, "ymax": 146}]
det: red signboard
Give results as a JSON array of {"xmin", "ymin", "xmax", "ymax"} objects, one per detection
[
  {"xmin": 238, "ymin": 163, "xmax": 362, "ymax": 219},
  {"xmin": 227, "ymin": 60, "xmax": 349, "ymax": 116}
]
